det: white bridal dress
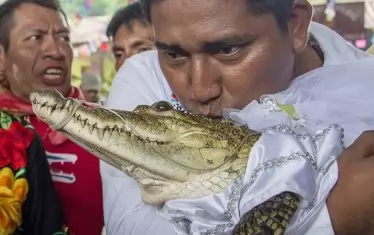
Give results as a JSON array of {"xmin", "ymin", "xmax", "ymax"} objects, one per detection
[{"xmin": 156, "ymin": 57, "xmax": 374, "ymax": 235}]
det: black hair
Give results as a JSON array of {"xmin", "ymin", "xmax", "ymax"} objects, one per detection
[
  {"xmin": 0, "ymin": 0, "xmax": 68, "ymax": 52},
  {"xmin": 140, "ymin": 0, "xmax": 295, "ymax": 31},
  {"xmin": 106, "ymin": 1, "xmax": 149, "ymax": 39}
]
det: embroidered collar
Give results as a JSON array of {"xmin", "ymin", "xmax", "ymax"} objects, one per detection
[{"xmin": 170, "ymin": 93, "xmax": 188, "ymax": 113}]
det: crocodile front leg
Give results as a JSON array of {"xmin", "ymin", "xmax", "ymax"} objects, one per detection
[{"xmin": 233, "ymin": 192, "xmax": 301, "ymax": 235}]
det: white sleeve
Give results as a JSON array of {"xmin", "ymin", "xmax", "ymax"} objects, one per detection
[
  {"xmin": 101, "ymin": 58, "xmax": 176, "ymax": 235},
  {"xmin": 104, "ymin": 58, "xmax": 161, "ymax": 111}
]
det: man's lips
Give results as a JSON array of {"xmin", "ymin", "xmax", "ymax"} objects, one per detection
[
  {"xmin": 187, "ymin": 103, "xmax": 223, "ymax": 118},
  {"xmin": 41, "ymin": 67, "xmax": 66, "ymax": 86}
]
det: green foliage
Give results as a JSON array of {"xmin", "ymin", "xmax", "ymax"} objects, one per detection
[
  {"xmin": 0, "ymin": 112, "xmax": 12, "ymax": 129},
  {"xmin": 60, "ymin": 0, "xmax": 126, "ymax": 17},
  {"xmin": 101, "ymin": 65, "xmax": 116, "ymax": 96}
]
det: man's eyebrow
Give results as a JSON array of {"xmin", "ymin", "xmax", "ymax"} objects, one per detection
[
  {"xmin": 155, "ymin": 36, "xmax": 255, "ymax": 54},
  {"xmin": 202, "ymin": 35, "xmax": 256, "ymax": 52},
  {"xmin": 111, "ymin": 44, "xmax": 123, "ymax": 51},
  {"xmin": 155, "ymin": 41, "xmax": 187, "ymax": 54},
  {"xmin": 19, "ymin": 27, "xmax": 47, "ymax": 34},
  {"xmin": 130, "ymin": 40, "xmax": 149, "ymax": 49},
  {"xmin": 55, "ymin": 28, "xmax": 70, "ymax": 34},
  {"xmin": 19, "ymin": 26, "xmax": 70, "ymax": 34}
]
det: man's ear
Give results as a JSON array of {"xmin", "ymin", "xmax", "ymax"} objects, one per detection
[
  {"xmin": 0, "ymin": 44, "xmax": 9, "ymax": 88},
  {"xmin": 287, "ymin": 0, "xmax": 313, "ymax": 53},
  {"xmin": 0, "ymin": 44, "xmax": 5, "ymax": 72}
]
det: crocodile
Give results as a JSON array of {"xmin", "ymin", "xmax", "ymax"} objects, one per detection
[{"xmin": 30, "ymin": 89, "xmax": 301, "ymax": 235}]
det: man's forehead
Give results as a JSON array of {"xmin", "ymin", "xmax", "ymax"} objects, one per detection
[
  {"xmin": 151, "ymin": 0, "xmax": 249, "ymax": 19},
  {"xmin": 13, "ymin": 3, "xmax": 68, "ymax": 29},
  {"xmin": 151, "ymin": 0, "xmax": 264, "ymax": 36},
  {"xmin": 113, "ymin": 22, "xmax": 153, "ymax": 42},
  {"xmin": 125, "ymin": 19, "xmax": 151, "ymax": 33}
]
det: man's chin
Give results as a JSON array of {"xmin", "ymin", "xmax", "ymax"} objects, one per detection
[{"xmin": 39, "ymin": 84, "xmax": 72, "ymax": 97}]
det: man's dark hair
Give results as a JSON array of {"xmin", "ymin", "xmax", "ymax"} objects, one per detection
[
  {"xmin": 106, "ymin": 1, "xmax": 149, "ymax": 39},
  {"xmin": 0, "ymin": 0, "xmax": 68, "ymax": 52},
  {"xmin": 140, "ymin": 0, "xmax": 295, "ymax": 31}
]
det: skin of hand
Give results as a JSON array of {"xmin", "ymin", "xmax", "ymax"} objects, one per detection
[{"xmin": 327, "ymin": 131, "xmax": 374, "ymax": 235}]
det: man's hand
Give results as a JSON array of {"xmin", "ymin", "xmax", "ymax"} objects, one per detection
[{"xmin": 327, "ymin": 131, "xmax": 374, "ymax": 235}]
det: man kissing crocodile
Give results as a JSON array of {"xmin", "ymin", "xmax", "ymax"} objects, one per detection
[{"xmin": 30, "ymin": 88, "xmax": 346, "ymax": 235}]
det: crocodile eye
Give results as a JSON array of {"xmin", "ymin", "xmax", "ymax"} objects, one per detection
[{"xmin": 152, "ymin": 101, "xmax": 173, "ymax": 112}]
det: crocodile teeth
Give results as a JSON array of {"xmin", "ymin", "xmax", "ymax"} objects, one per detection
[
  {"xmin": 113, "ymin": 126, "xmax": 121, "ymax": 133},
  {"xmin": 47, "ymin": 106, "xmax": 53, "ymax": 116},
  {"xmin": 97, "ymin": 129, "xmax": 104, "ymax": 140},
  {"xmin": 89, "ymin": 125, "xmax": 95, "ymax": 134},
  {"xmin": 56, "ymin": 104, "xmax": 63, "ymax": 110},
  {"xmin": 80, "ymin": 119, "xmax": 86, "ymax": 128}
]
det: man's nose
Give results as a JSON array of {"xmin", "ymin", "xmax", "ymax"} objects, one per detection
[
  {"xmin": 190, "ymin": 57, "xmax": 220, "ymax": 103},
  {"xmin": 41, "ymin": 36, "xmax": 64, "ymax": 59}
]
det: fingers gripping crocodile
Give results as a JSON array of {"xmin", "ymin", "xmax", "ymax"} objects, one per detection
[{"xmin": 30, "ymin": 89, "xmax": 301, "ymax": 235}]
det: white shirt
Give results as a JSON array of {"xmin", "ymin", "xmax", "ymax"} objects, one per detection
[{"xmin": 102, "ymin": 22, "xmax": 371, "ymax": 235}]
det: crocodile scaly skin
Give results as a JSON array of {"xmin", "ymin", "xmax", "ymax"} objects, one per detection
[{"xmin": 233, "ymin": 192, "xmax": 301, "ymax": 235}]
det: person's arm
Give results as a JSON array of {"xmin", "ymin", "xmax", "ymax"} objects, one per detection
[
  {"xmin": 21, "ymin": 129, "xmax": 68, "ymax": 234},
  {"xmin": 326, "ymin": 131, "xmax": 374, "ymax": 235},
  {"xmin": 102, "ymin": 53, "xmax": 176, "ymax": 235}
]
